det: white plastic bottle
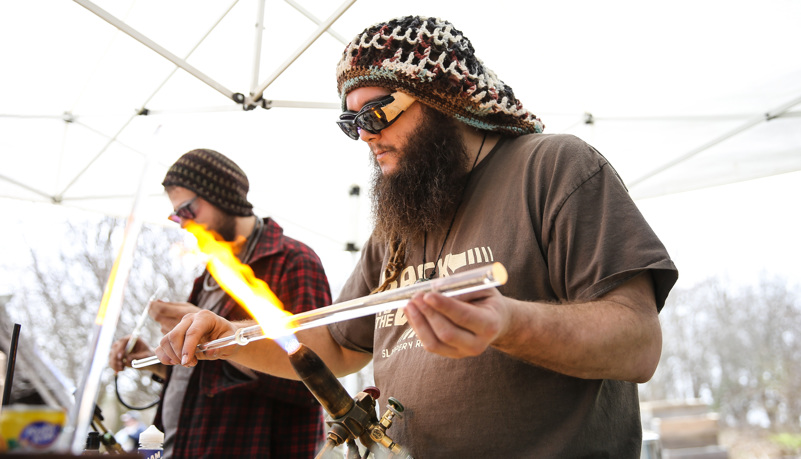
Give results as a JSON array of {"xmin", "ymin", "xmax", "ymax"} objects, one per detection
[{"xmin": 138, "ymin": 425, "xmax": 164, "ymax": 459}]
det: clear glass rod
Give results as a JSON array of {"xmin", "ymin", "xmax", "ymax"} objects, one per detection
[{"xmin": 133, "ymin": 262, "xmax": 506, "ymax": 368}]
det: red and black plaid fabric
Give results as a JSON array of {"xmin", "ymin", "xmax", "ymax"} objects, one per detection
[{"xmin": 155, "ymin": 218, "xmax": 331, "ymax": 458}]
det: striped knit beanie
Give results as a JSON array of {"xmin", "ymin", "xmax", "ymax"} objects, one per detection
[
  {"xmin": 336, "ymin": 15, "xmax": 544, "ymax": 136},
  {"xmin": 162, "ymin": 149, "xmax": 253, "ymax": 217}
]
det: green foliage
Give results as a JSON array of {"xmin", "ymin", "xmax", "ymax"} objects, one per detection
[{"xmin": 770, "ymin": 433, "xmax": 801, "ymax": 452}]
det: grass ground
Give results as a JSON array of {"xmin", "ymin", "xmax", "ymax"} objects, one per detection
[{"xmin": 720, "ymin": 428, "xmax": 801, "ymax": 459}]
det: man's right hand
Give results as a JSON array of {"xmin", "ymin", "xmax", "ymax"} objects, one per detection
[
  {"xmin": 154, "ymin": 310, "xmax": 241, "ymax": 367},
  {"xmin": 153, "ymin": 310, "xmax": 372, "ymax": 381}
]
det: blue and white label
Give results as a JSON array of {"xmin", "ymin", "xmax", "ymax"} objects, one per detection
[
  {"xmin": 140, "ymin": 448, "xmax": 163, "ymax": 459},
  {"xmin": 19, "ymin": 421, "xmax": 62, "ymax": 448}
]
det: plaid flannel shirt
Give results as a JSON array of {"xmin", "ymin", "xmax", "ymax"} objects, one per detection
[{"xmin": 155, "ymin": 218, "xmax": 331, "ymax": 458}]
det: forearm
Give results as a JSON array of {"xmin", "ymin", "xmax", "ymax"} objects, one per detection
[
  {"xmin": 493, "ymin": 274, "xmax": 661, "ymax": 383},
  {"xmin": 157, "ymin": 310, "xmax": 372, "ymax": 380},
  {"xmin": 216, "ymin": 321, "xmax": 371, "ymax": 380}
]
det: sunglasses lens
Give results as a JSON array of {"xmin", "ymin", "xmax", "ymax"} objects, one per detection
[
  {"xmin": 337, "ymin": 120, "xmax": 360, "ymax": 140},
  {"xmin": 337, "ymin": 112, "xmax": 361, "ymax": 140},
  {"xmin": 357, "ymin": 107, "xmax": 390, "ymax": 133},
  {"xmin": 337, "ymin": 98, "xmax": 391, "ymax": 139},
  {"xmin": 168, "ymin": 197, "xmax": 197, "ymax": 223}
]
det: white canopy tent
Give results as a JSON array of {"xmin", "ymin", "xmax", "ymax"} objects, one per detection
[
  {"xmin": 2, "ymin": 0, "xmax": 800, "ymax": 288},
  {"xmin": 1, "ymin": 1, "xmax": 800, "ymax": 451}
]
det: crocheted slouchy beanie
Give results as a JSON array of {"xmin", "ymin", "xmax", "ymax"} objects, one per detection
[
  {"xmin": 162, "ymin": 148, "xmax": 254, "ymax": 217},
  {"xmin": 335, "ymin": 15, "xmax": 544, "ymax": 136}
]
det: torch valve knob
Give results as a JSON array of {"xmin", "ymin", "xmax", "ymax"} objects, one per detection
[
  {"xmin": 387, "ymin": 397, "xmax": 404, "ymax": 414},
  {"xmin": 363, "ymin": 386, "xmax": 380, "ymax": 400}
]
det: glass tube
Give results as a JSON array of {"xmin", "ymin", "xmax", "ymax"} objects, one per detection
[{"xmin": 132, "ymin": 262, "xmax": 506, "ymax": 368}]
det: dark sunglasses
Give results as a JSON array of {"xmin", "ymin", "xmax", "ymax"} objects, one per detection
[
  {"xmin": 168, "ymin": 196, "xmax": 198, "ymax": 223},
  {"xmin": 336, "ymin": 91, "xmax": 415, "ymax": 140}
]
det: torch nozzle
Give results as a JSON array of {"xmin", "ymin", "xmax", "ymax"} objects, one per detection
[
  {"xmin": 287, "ymin": 344, "xmax": 413, "ymax": 458},
  {"xmin": 288, "ymin": 344, "xmax": 354, "ymax": 419}
]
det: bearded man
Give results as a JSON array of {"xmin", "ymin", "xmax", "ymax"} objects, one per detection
[{"xmin": 153, "ymin": 16, "xmax": 679, "ymax": 458}]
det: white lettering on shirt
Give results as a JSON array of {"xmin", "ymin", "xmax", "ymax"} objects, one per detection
[{"xmin": 376, "ymin": 246, "xmax": 495, "ymax": 358}]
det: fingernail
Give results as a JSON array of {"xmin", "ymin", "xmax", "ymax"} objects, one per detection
[{"xmin": 181, "ymin": 355, "xmax": 188, "ymax": 366}]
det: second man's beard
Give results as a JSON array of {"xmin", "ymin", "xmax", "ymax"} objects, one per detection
[
  {"xmin": 369, "ymin": 105, "xmax": 470, "ymax": 245},
  {"xmin": 212, "ymin": 212, "xmax": 238, "ymax": 243}
]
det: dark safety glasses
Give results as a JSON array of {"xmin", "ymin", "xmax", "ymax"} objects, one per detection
[
  {"xmin": 336, "ymin": 92, "xmax": 415, "ymax": 140},
  {"xmin": 168, "ymin": 196, "xmax": 198, "ymax": 223}
]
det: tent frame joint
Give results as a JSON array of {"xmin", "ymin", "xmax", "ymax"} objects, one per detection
[{"xmin": 241, "ymin": 94, "xmax": 272, "ymax": 111}]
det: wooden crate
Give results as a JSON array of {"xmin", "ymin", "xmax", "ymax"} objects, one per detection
[{"xmin": 654, "ymin": 413, "xmax": 721, "ymax": 449}]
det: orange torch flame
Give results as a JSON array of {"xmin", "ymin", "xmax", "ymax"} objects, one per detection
[{"xmin": 185, "ymin": 221, "xmax": 293, "ymax": 340}]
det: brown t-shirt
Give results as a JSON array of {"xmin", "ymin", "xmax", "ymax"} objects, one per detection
[{"xmin": 330, "ymin": 133, "xmax": 678, "ymax": 458}]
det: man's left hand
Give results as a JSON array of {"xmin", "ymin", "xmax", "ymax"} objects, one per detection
[
  {"xmin": 149, "ymin": 300, "xmax": 202, "ymax": 335},
  {"xmin": 404, "ymin": 287, "xmax": 509, "ymax": 358}
]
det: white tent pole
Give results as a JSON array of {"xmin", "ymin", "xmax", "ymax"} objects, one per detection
[
  {"xmin": 284, "ymin": 0, "xmax": 348, "ymax": 44},
  {"xmin": 57, "ymin": 116, "xmax": 140, "ymax": 199},
  {"xmin": 51, "ymin": 96, "xmax": 335, "ymax": 200},
  {"xmin": 144, "ymin": 100, "xmax": 340, "ymax": 113},
  {"xmin": 0, "ymin": 114, "xmax": 64, "ymax": 120},
  {"xmin": 629, "ymin": 93, "xmax": 801, "ymax": 188},
  {"xmin": 71, "ymin": 120, "xmax": 149, "ymax": 159},
  {"xmin": 73, "ymin": 0, "xmax": 238, "ymax": 101},
  {"xmin": 0, "ymin": 174, "xmax": 53, "ymax": 201},
  {"xmin": 57, "ymin": 1, "xmax": 238, "ymax": 199},
  {"xmin": 247, "ymin": 0, "xmax": 357, "ymax": 107},
  {"xmin": 250, "ymin": 0, "xmax": 267, "ymax": 94},
  {"xmin": 266, "ymin": 100, "xmax": 339, "ymax": 109}
]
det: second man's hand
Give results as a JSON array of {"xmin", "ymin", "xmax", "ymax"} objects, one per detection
[
  {"xmin": 149, "ymin": 300, "xmax": 202, "ymax": 334},
  {"xmin": 155, "ymin": 310, "xmax": 242, "ymax": 367}
]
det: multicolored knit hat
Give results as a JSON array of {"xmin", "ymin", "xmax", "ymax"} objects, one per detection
[
  {"xmin": 162, "ymin": 149, "xmax": 254, "ymax": 217},
  {"xmin": 336, "ymin": 15, "xmax": 544, "ymax": 136}
]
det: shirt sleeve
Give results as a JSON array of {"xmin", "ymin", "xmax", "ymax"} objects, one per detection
[
  {"xmin": 535, "ymin": 135, "xmax": 678, "ymax": 310},
  {"xmin": 327, "ymin": 235, "xmax": 387, "ymax": 354},
  {"xmin": 272, "ymin": 248, "xmax": 332, "ymax": 316}
]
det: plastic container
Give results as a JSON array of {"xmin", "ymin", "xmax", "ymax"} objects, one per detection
[
  {"xmin": 0, "ymin": 404, "xmax": 66, "ymax": 452},
  {"xmin": 138, "ymin": 425, "xmax": 164, "ymax": 459}
]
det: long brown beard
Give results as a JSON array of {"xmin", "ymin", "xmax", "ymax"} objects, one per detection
[{"xmin": 369, "ymin": 105, "xmax": 469, "ymax": 245}]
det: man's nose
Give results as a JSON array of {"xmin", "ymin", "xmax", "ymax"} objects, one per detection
[{"xmin": 359, "ymin": 127, "xmax": 380, "ymax": 142}]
